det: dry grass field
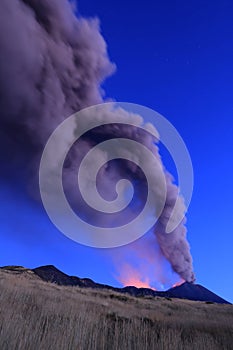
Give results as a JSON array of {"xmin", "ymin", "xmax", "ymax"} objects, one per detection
[{"xmin": 0, "ymin": 267, "xmax": 232, "ymax": 350}]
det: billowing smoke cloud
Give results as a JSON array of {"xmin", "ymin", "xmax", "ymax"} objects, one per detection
[
  {"xmin": 0, "ymin": 0, "xmax": 115, "ymax": 177},
  {"xmin": 0, "ymin": 0, "xmax": 194, "ymax": 282}
]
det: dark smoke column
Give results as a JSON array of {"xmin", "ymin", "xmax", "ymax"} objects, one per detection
[
  {"xmin": 0, "ymin": 0, "xmax": 195, "ymax": 283},
  {"xmin": 154, "ymin": 175, "xmax": 195, "ymax": 283},
  {"xmin": 0, "ymin": 0, "xmax": 115, "ymax": 175}
]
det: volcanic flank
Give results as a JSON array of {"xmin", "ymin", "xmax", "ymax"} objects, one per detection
[{"xmin": 1, "ymin": 265, "xmax": 229, "ymax": 304}]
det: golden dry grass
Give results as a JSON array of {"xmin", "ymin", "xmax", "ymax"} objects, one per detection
[{"xmin": 0, "ymin": 268, "xmax": 232, "ymax": 350}]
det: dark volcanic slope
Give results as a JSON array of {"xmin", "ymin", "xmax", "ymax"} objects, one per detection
[
  {"xmin": 0, "ymin": 265, "xmax": 229, "ymax": 304},
  {"xmin": 33, "ymin": 265, "xmax": 112, "ymax": 289},
  {"xmin": 164, "ymin": 282, "xmax": 230, "ymax": 304},
  {"xmin": 30, "ymin": 265, "xmax": 230, "ymax": 304}
]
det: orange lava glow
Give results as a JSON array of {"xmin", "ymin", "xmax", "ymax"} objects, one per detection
[
  {"xmin": 172, "ymin": 279, "xmax": 185, "ymax": 288},
  {"xmin": 112, "ymin": 232, "xmax": 185, "ymax": 292},
  {"xmin": 123, "ymin": 277, "xmax": 156, "ymax": 290},
  {"xmin": 116, "ymin": 264, "xmax": 156, "ymax": 290}
]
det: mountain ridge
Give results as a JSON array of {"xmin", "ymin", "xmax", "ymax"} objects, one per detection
[{"xmin": 1, "ymin": 264, "xmax": 230, "ymax": 304}]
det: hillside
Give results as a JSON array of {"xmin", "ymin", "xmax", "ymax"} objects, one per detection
[
  {"xmin": 0, "ymin": 266, "xmax": 232, "ymax": 349},
  {"xmin": 32, "ymin": 265, "xmax": 230, "ymax": 304}
]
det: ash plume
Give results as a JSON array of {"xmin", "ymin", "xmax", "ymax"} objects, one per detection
[
  {"xmin": 0, "ymin": 0, "xmax": 194, "ymax": 282},
  {"xmin": 0, "ymin": 0, "xmax": 115, "ymax": 176}
]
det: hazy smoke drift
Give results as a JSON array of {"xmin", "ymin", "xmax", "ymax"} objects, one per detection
[{"xmin": 0, "ymin": 0, "xmax": 194, "ymax": 282}]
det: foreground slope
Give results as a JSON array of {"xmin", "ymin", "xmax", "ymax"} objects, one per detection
[{"xmin": 0, "ymin": 267, "xmax": 232, "ymax": 350}]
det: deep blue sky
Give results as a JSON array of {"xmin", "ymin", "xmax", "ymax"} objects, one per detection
[
  {"xmin": 78, "ymin": 0, "xmax": 233, "ymax": 301},
  {"xmin": 1, "ymin": 0, "xmax": 233, "ymax": 302}
]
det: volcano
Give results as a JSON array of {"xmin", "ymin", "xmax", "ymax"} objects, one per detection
[{"xmin": 1, "ymin": 265, "xmax": 229, "ymax": 304}]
